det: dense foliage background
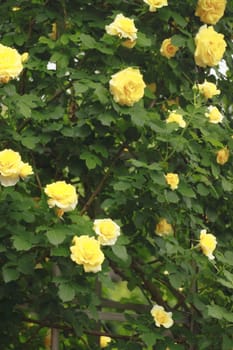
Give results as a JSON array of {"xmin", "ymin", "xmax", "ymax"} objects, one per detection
[{"xmin": 0, "ymin": 0, "xmax": 233, "ymax": 349}]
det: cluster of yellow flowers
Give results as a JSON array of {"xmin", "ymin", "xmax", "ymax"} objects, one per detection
[
  {"xmin": 0, "ymin": 149, "xmax": 33, "ymax": 187},
  {"xmin": 43, "ymin": 181, "xmax": 121, "ymax": 273},
  {"xmin": 105, "ymin": 1, "xmax": 227, "ymax": 108},
  {"xmin": 70, "ymin": 218, "xmax": 120, "ymax": 273}
]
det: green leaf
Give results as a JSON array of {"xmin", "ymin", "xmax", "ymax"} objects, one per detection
[
  {"xmin": 46, "ymin": 228, "xmax": 68, "ymax": 245},
  {"xmin": 137, "ymin": 32, "xmax": 152, "ymax": 47},
  {"xmin": 178, "ymin": 183, "xmax": 196, "ymax": 198},
  {"xmin": 58, "ymin": 283, "xmax": 75, "ymax": 302},
  {"xmin": 140, "ymin": 332, "xmax": 160, "ymax": 347},
  {"xmin": 112, "ymin": 245, "xmax": 128, "ymax": 262},
  {"xmin": 13, "ymin": 236, "xmax": 32, "ymax": 251},
  {"xmin": 171, "ymin": 35, "xmax": 187, "ymax": 47},
  {"xmin": 80, "ymin": 151, "xmax": 102, "ymax": 169},
  {"xmin": 207, "ymin": 304, "xmax": 233, "ymax": 322},
  {"xmin": 80, "ymin": 34, "xmax": 97, "ymax": 49},
  {"xmin": 165, "ymin": 190, "xmax": 180, "ymax": 203},
  {"xmin": 2, "ymin": 266, "xmax": 20, "ymax": 283}
]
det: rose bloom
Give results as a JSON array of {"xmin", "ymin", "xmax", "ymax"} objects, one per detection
[
  {"xmin": 144, "ymin": 0, "xmax": 168, "ymax": 12},
  {"xmin": 205, "ymin": 106, "xmax": 223, "ymax": 124},
  {"xmin": 166, "ymin": 111, "xmax": 186, "ymax": 128},
  {"xmin": 165, "ymin": 173, "xmax": 179, "ymax": 190},
  {"xmin": 160, "ymin": 38, "xmax": 179, "ymax": 59},
  {"xmin": 44, "ymin": 181, "xmax": 78, "ymax": 212},
  {"xmin": 93, "ymin": 218, "xmax": 120, "ymax": 246},
  {"xmin": 194, "ymin": 25, "xmax": 226, "ymax": 67},
  {"xmin": 155, "ymin": 218, "xmax": 173, "ymax": 236},
  {"xmin": 151, "ymin": 304, "xmax": 174, "ymax": 328},
  {"xmin": 0, "ymin": 149, "xmax": 33, "ymax": 187},
  {"xmin": 105, "ymin": 14, "xmax": 137, "ymax": 41},
  {"xmin": 197, "ymin": 80, "xmax": 220, "ymax": 99},
  {"xmin": 70, "ymin": 235, "xmax": 105, "ymax": 273},
  {"xmin": 100, "ymin": 336, "xmax": 112, "ymax": 348},
  {"xmin": 195, "ymin": 0, "xmax": 226, "ymax": 25},
  {"xmin": 0, "ymin": 44, "xmax": 27, "ymax": 83},
  {"xmin": 216, "ymin": 147, "xmax": 229, "ymax": 165},
  {"xmin": 199, "ymin": 229, "xmax": 217, "ymax": 260},
  {"xmin": 109, "ymin": 67, "xmax": 146, "ymax": 106}
]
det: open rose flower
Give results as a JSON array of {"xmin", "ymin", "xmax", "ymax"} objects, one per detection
[
  {"xmin": 0, "ymin": 149, "xmax": 33, "ymax": 187},
  {"xmin": 44, "ymin": 181, "xmax": 78, "ymax": 212},
  {"xmin": 205, "ymin": 106, "xmax": 223, "ymax": 124},
  {"xmin": 199, "ymin": 229, "xmax": 217, "ymax": 260},
  {"xmin": 160, "ymin": 38, "xmax": 179, "ymax": 59},
  {"xmin": 0, "ymin": 43, "xmax": 28, "ymax": 83},
  {"xmin": 93, "ymin": 218, "xmax": 120, "ymax": 246},
  {"xmin": 194, "ymin": 25, "xmax": 226, "ymax": 67},
  {"xmin": 165, "ymin": 173, "xmax": 179, "ymax": 190},
  {"xmin": 105, "ymin": 14, "xmax": 137, "ymax": 42},
  {"xmin": 151, "ymin": 304, "xmax": 174, "ymax": 328},
  {"xmin": 109, "ymin": 67, "xmax": 146, "ymax": 106},
  {"xmin": 197, "ymin": 80, "xmax": 220, "ymax": 99},
  {"xmin": 166, "ymin": 111, "xmax": 186, "ymax": 128},
  {"xmin": 155, "ymin": 218, "xmax": 174, "ymax": 237},
  {"xmin": 144, "ymin": 0, "xmax": 168, "ymax": 12},
  {"xmin": 70, "ymin": 235, "xmax": 105, "ymax": 273},
  {"xmin": 195, "ymin": 0, "xmax": 226, "ymax": 25}
]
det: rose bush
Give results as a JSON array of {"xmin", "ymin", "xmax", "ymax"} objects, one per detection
[{"xmin": 0, "ymin": 1, "xmax": 232, "ymax": 349}]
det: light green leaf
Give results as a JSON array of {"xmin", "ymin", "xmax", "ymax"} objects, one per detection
[
  {"xmin": 112, "ymin": 245, "xmax": 128, "ymax": 262},
  {"xmin": 58, "ymin": 283, "xmax": 75, "ymax": 302},
  {"xmin": 46, "ymin": 228, "xmax": 68, "ymax": 245}
]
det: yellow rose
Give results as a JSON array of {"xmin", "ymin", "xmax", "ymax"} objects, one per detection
[
  {"xmin": 151, "ymin": 304, "xmax": 174, "ymax": 328},
  {"xmin": 70, "ymin": 235, "xmax": 105, "ymax": 273},
  {"xmin": 144, "ymin": 0, "xmax": 168, "ymax": 12},
  {"xmin": 195, "ymin": 0, "xmax": 226, "ymax": 25},
  {"xmin": 165, "ymin": 173, "xmax": 179, "ymax": 190},
  {"xmin": 93, "ymin": 218, "xmax": 120, "ymax": 246},
  {"xmin": 105, "ymin": 14, "xmax": 137, "ymax": 41},
  {"xmin": 109, "ymin": 67, "xmax": 146, "ymax": 106},
  {"xmin": 0, "ymin": 44, "xmax": 25, "ymax": 83},
  {"xmin": 216, "ymin": 147, "xmax": 229, "ymax": 165},
  {"xmin": 19, "ymin": 163, "xmax": 33, "ymax": 179},
  {"xmin": 205, "ymin": 106, "xmax": 223, "ymax": 124},
  {"xmin": 166, "ymin": 111, "xmax": 186, "ymax": 128},
  {"xmin": 0, "ymin": 149, "xmax": 33, "ymax": 187},
  {"xmin": 100, "ymin": 336, "xmax": 112, "ymax": 348},
  {"xmin": 160, "ymin": 38, "xmax": 179, "ymax": 59},
  {"xmin": 197, "ymin": 80, "xmax": 220, "ymax": 99},
  {"xmin": 155, "ymin": 218, "xmax": 173, "ymax": 237},
  {"xmin": 194, "ymin": 25, "xmax": 226, "ymax": 67},
  {"xmin": 44, "ymin": 181, "xmax": 78, "ymax": 212},
  {"xmin": 199, "ymin": 229, "xmax": 217, "ymax": 260},
  {"xmin": 121, "ymin": 39, "xmax": 137, "ymax": 49}
]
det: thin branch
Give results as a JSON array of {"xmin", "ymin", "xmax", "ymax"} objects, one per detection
[
  {"xmin": 80, "ymin": 142, "xmax": 127, "ymax": 216},
  {"xmin": 22, "ymin": 317, "xmax": 137, "ymax": 341}
]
